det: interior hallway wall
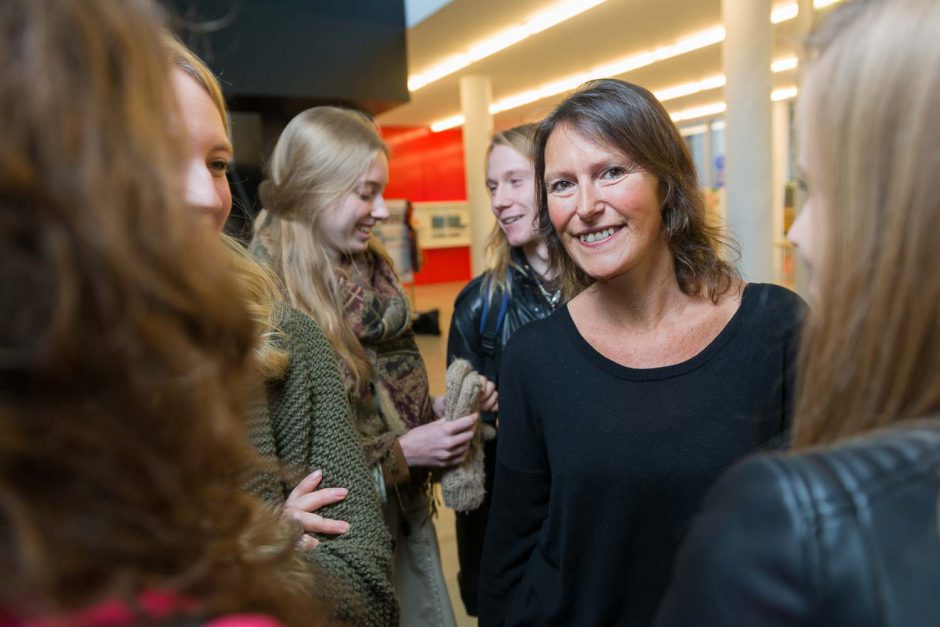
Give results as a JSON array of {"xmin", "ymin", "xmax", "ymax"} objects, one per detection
[{"xmin": 381, "ymin": 126, "xmax": 473, "ymax": 284}]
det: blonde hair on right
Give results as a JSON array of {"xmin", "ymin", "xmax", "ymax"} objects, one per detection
[
  {"xmin": 253, "ymin": 107, "xmax": 389, "ymax": 387},
  {"xmin": 792, "ymin": 0, "xmax": 940, "ymax": 447},
  {"xmin": 482, "ymin": 124, "xmax": 538, "ymax": 300}
]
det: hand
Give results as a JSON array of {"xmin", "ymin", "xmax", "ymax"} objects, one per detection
[
  {"xmin": 398, "ymin": 414, "xmax": 479, "ymax": 468},
  {"xmin": 478, "ymin": 375, "xmax": 498, "ymax": 413},
  {"xmin": 282, "ymin": 469, "xmax": 350, "ymax": 550},
  {"xmin": 432, "ymin": 394, "xmax": 446, "ymax": 419},
  {"xmin": 432, "ymin": 376, "xmax": 497, "ymax": 417}
]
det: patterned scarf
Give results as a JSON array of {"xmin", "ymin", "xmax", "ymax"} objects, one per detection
[{"xmin": 338, "ymin": 249, "xmax": 435, "ymax": 468}]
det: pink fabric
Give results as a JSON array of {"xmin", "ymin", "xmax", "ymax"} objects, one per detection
[
  {"xmin": 2, "ymin": 590, "xmax": 285, "ymax": 627},
  {"xmin": 203, "ymin": 616, "xmax": 285, "ymax": 627}
]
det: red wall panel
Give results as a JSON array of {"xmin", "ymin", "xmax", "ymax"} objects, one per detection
[
  {"xmin": 382, "ymin": 126, "xmax": 467, "ymax": 202},
  {"xmin": 381, "ymin": 126, "xmax": 471, "ymax": 284}
]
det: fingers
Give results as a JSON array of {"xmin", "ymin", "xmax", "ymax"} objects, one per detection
[
  {"xmin": 434, "ymin": 430, "xmax": 474, "ymax": 465},
  {"xmin": 298, "ymin": 533, "xmax": 320, "ymax": 550},
  {"xmin": 290, "ymin": 486, "xmax": 349, "ymax": 514},
  {"xmin": 480, "ymin": 386, "xmax": 499, "ymax": 413},
  {"xmin": 286, "ymin": 469, "xmax": 323, "ymax": 503},
  {"xmin": 446, "ymin": 413, "xmax": 479, "ymax": 434},
  {"xmin": 288, "ymin": 510, "xmax": 350, "ymax": 535},
  {"xmin": 479, "ymin": 375, "xmax": 496, "ymax": 398},
  {"xmin": 432, "ymin": 394, "xmax": 446, "ymax": 418}
]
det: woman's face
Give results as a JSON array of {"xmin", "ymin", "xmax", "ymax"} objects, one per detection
[
  {"xmin": 486, "ymin": 144, "xmax": 539, "ymax": 248},
  {"xmin": 321, "ymin": 151, "xmax": 389, "ymax": 256},
  {"xmin": 544, "ymin": 123, "xmax": 665, "ymax": 281},
  {"xmin": 172, "ymin": 69, "xmax": 233, "ymax": 232},
  {"xmin": 787, "ymin": 72, "xmax": 824, "ymax": 291}
]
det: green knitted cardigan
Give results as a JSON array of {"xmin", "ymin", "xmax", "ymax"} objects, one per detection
[{"xmin": 246, "ymin": 305, "xmax": 399, "ymax": 627}]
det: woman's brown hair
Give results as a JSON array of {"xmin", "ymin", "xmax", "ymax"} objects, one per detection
[
  {"xmin": 534, "ymin": 78, "xmax": 740, "ymax": 301},
  {"xmin": 0, "ymin": 0, "xmax": 318, "ymax": 623},
  {"xmin": 792, "ymin": 0, "xmax": 940, "ymax": 447}
]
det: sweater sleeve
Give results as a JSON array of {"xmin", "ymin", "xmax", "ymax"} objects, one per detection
[
  {"xmin": 477, "ymin": 331, "xmax": 551, "ymax": 626},
  {"xmin": 654, "ymin": 455, "xmax": 816, "ymax": 627},
  {"xmin": 277, "ymin": 309, "xmax": 399, "ymax": 627}
]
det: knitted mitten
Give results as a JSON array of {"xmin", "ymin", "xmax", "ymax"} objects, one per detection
[{"xmin": 441, "ymin": 359, "xmax": 485, "ymax": 511}]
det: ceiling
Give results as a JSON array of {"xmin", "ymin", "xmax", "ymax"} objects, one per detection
[{"xmin": 377, "ymin": 0, "xmax": 813, "ymax": 131}]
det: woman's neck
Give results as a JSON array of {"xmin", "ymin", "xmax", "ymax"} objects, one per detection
[
  {"xmin": 521, "ymin": 239, "xmax": 551, "ymax": 279},
  {"xmin": 579, "ymin": 243, "xmax": 688, "ymax": 333}
]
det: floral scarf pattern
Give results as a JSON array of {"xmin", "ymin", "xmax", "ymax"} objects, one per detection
[{"xmin": 338, "ymin": 250, "xmax": 435, "ymax": 468}]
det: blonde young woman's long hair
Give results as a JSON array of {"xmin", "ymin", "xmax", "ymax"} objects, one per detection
[
  {"xmin": 483, "ymin": 124, "xmax": 538, "ymax": 301},
  {"xmin": 792, "ymin": 0, "xmax": 940, "ymax": 448},
  {"xmin": 253, "ymin": 107, "xmax": 389, "ymax": 387},
  {"xmin": 164, "ymin": 34, "xmax": 288, "ymax": 379}
]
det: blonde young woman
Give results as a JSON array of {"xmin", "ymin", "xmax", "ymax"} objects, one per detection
[
  {"xmin": 446, "ymin": 123, "xmax": 561, "ymax": 616},
  {"xmin": 167, "ymin": 40, "xmax": 397, "ymax": 627},
  {"xmin": 656, "ymin": 1, "xmax": 940, "ymax": 625},
  {"xmin": 251, "ymin": 106, "xmax": 496, "ymax": 627}
]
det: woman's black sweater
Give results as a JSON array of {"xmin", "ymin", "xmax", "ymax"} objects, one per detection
[{"xmin": 477, "ymin": 283, "xmax": 806, "ymax": 626}]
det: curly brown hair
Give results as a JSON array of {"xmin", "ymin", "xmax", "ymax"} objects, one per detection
[
  {"xmin": 534, "ymin": 79, "xmax": 739, "ymax": 301},
  {"xmin": 0, "ymin": 0, "xmax": 320, "ymax": 623}
]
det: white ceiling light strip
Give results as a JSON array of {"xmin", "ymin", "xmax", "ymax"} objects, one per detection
[
  {"xmin": 430, "ymin": 55, "xmax": 799, "ymax": 132},
  {"xmin": 489, "ymin": 25, "xmax": 727, "ymax": 116},
  {"xmin": 670, "ymin": 87, "xmax": 798, "ymax": 124},
  {"xmin": 771, "ymin": 86, "xmax": 799, "ymax": 101},
  {"xmin": 427, "ymin": 0, "xmax": 842, "ymax": 131},
  {"xmin": 771, "ymin": 56, "xmax": 799, "ymax": 72},
  {"xmin": 408, "ymin": 0, "xmax": 607, "ymax": 92},
  {"xmin": 654, "ymin": 74, "xmax": 727, "ymax": 102},
  {"xmin": 671, "ymin": 102, "xmax": 728, "ymax": 123}
]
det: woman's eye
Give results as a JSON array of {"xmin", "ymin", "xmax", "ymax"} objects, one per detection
[
  {"xmin": 795, "ymin": 177, "xmax": 808, "ymax": 192},
  {"xmin": 208, "ymin": 160, "xmax": 230, "ymax": 176},
  {"xmin": 602, "ymin": 167, "xmax": 626, "ymax": 180},
  {"xmin": 510, "ymin": 178, "xmax": 522, "ymax": 187},
  {"xmin": 358, "ymin": 192, "xmax": 374, "ymax": 202},
  {"xmin": 548, "ymin": 180, "xmax": 573, "ymax": 194}
]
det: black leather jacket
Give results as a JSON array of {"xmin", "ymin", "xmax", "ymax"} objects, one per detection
[
  {"xmin": 447, "ymin": 250, "xmax": 560, "ymax": 418},
  {"xmin": 656, "ymin": 423, "xmax": 940, "ymax": 627}
]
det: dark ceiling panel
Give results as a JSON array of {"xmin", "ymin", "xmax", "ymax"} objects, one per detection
[{"xmin": 164, "ymin": 0, "xmax": 409, "ymax": 116}]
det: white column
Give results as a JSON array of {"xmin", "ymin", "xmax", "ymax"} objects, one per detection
[
  {"xmin": 798, "ymin": 0, "xmax": 815, "ymax": 40},
  {"xmin": 771, "ymin": 99, "xmax": 790, "ymax": 281},
  {"xmin": 794, "ymin": 0, "xmax": 814, "ymax": 296},
  {"xmin": 703, "ymin": 120, "xmax": 713, "ymax": 191},
  {"xmin": 460, "ymin": 76, "xmax": 494, "ymax": 276},
  {"xmin": 722, "ymin": 0, "xmax": 774, "ymax": 282}
]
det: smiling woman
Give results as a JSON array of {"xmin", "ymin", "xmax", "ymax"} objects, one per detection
[
  {"xmin": 544, "ymin": 123, "xmax": 665, "ymax": 282},
  {"xmin": 250, "ymin": 106, "xmax": 493, "ymax": 627},
  {"xmin": 477, "ymin": 79, "xmax": 807, "ymax": 626}
]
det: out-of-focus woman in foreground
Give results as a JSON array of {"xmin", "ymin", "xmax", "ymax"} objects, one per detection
[
  {"xmin": 0, "ymin": 0, "xmax": 317, "ymax": 624},
  {"xmin": 167, "ymin": 38, "xmax": 397, "ymax": 627},
  {"xmin": 656, "ymin": 1, "xmax": 940, "ymax": 625}
]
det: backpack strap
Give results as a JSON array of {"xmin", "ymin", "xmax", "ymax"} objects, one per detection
[
  {"xmin": 479, "ymin": 270, "xmax": 512, "ymax": 355},
  {"xmin": 478, "ymin": 269, "xmax": 514, "ymax": 423}
]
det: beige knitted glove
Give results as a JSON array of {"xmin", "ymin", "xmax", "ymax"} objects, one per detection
[{"xmin": 441, "ymin": 359, "xmax": 485, "ymax": 512}]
